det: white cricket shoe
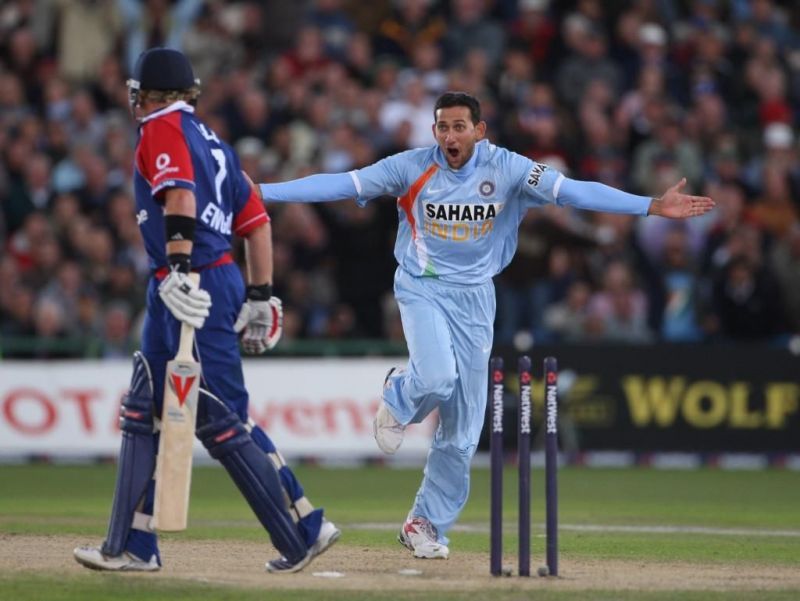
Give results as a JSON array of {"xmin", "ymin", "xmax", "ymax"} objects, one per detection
[
  {"xmin": 373, "ymin": 368, "xmax": 406, "ymax": 454},
  {"xmin": 73, "ymin": 546, "xmax": 160, "ymax": 572},
  {"xmin": 265, "ymin": 519, "xmax": 341, "ymax": 574},
  {"xmin": 397, "ymin": 517, "xmax": 450, "ymax": 559}
]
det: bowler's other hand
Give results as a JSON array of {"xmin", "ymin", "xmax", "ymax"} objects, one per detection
[
  {"xmin": 650, "ymin": 178, "xmax": 715, "ymax": 219},
  {"xmin": 234, "ymin": 297, "xmax": 283, "ymax": 353}
]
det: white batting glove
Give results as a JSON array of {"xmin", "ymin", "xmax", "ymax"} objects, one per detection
[
  {"xmin": 158, "ymin": 270, "xmax": 212, "ymax": 330},
  {"xmin": 234, "ymin": 296, "xmax": 283, "ymax": 354}
]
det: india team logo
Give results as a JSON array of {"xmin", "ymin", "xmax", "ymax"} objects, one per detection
[{"xmin": 479, "ymin": 180, "xmax": 495, "ymax": 197}]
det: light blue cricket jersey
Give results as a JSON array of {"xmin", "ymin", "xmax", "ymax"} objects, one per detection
[
  {"xmin": 351, "ymin": 140, "xmax": 563, "ymax": 284},
  {"xmin": 261, "ymin": 139, "xmax": 652, "ymax": 285}
]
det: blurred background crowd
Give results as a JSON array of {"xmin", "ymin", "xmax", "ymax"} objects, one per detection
[{"xmin": 1, "ymin": 0, "xmax": 799, "ymax": 358}]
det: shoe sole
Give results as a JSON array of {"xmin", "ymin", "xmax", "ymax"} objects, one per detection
[
  {"xmin": 374, "ymin": 425, "xmax": 402, "ymax": 454},
  {"xmin": 413, "ymin": 548, "xmax": 449, "ymax": 559},
  {"xmin": 397, "ymin": 531, "xmax": 448, "ymax": 559},
  {"xmin": 75, "ymin": 555, "xmax": 110, "ymax": 571},
  {"xmin": 397, "ymin": 531, "xmax": 413, "ymax": 551},
  {"xmin": 266, "ymin": 528, "xmax": 341, "ymax": 574},
  {"xmin": 74, "ymin": 552, "xmax": 159, "ymax": 572},
  {"xmin": 373, "ymin": 406, "xmax": 404, "ymax": 455},
  {"xmin": 313, "ymin": 527, "xmax": 341, "ymax": 559}
]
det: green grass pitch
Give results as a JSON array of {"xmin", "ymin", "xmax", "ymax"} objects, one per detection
[{"xmin": 1, "ymin": 463, "xmax": 799, "ymax": 600}]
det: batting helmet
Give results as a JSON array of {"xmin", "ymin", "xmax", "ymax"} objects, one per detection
[{"xmin": 127, "ymin": 47, "xmax": 198, "ymax": 112}]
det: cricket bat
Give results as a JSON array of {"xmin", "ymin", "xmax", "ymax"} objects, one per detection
[{"xmin": 152, "ymin": 274, "xmax": 201, "ymax": 531}]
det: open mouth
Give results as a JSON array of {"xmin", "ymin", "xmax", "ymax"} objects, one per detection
[{"xmin": 447, "ymin": 147, "xmax": 460, "ymax": 160}]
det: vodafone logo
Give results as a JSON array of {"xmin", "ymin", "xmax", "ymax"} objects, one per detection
[
  {"xmin": 155, "ymin": 153, "xmax": 171, "ymax": 170},
  {"xmin": 154, "ymin": 152, "xmax": 179, "ymax": 181}
]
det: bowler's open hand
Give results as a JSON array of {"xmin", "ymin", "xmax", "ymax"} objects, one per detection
[{"xmin": 650, "ymin": 178, "xmax": 715, "ymax": 219}]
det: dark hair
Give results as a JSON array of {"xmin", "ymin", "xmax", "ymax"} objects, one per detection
[{"xmin": 434, "ymin": 92, "xmax": 481, "ymax": 124}]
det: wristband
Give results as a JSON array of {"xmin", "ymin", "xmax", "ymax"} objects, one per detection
[
  {"xmin": 246, "ymin": 284, "xmax": 273, "ymax": 301},
  {"xmin": 167, "ymin": 253, "xmax": 192, "ymax": 274},
  {"xmin": 165, "ymin": 214, "xmax": 196, "ymax": 243}
]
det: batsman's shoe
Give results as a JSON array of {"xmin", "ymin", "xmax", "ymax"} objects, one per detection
[
  {"xmin": 73, "ymin": 546, "xmax": 160, "ymax": 572},
  {"xmin": 265, "ymin": 519, "xmax": 341, "ymax": 574},
  {"xmin": 373, "ymin": 368, "xmax": 406, "ymax": 454},
  {"xmin": 398, "ymin": 517, "xmax": 449, "ymax": 559}
]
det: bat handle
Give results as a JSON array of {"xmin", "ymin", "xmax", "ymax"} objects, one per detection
[
  {"xmin": 176, "ymin": 322, "xmax": 195, "ymax": 361},
  {"xmin": 176, "ymin": 273, "xmax": 199, "ymax": 361}
]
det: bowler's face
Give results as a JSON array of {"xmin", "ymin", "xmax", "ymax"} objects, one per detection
[{"xmin": 433, "ymin": 106, "xmax": 486, "ymax": 169}]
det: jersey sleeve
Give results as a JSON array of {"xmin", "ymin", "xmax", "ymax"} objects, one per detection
[
  {"xmin": 229, "ymin": 151, "xmax": 269, "ymax": 236},
  {"xmin": 135, "ymin": 114, "xmax": 195, "ymax": 200},
  {"xmin": 506, "ymin": 149, "xmax": 565, "ymax": 209},
  {"xmin": 233, "ymin": 184, "xmax": 270, "ymax": 237},
  {"xmin": 350, "ymin": 150, "xmax": 417, "ymax": 206},
  {"xmin": 260, "ymin": 172, "xmax": 358, "ymax": 203}
]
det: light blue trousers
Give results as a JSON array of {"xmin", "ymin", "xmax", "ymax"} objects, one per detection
[{"xmin": 383, "ymin": 268, "xmax": 495, "ymax": 544}]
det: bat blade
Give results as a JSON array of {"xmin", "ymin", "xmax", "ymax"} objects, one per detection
[{"xmin": 152, "ymin": 349, "xmax": 200, "ymax": 531}]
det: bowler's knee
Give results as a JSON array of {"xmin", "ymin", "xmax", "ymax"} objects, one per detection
[{"xmin": 418, "ymin": 370, "xmax": 457, "ymax": 401}]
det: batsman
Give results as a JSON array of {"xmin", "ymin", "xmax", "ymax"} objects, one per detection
[{"xmin": 74, "ymin": 48, "xmax": 339, "ymax": 574}]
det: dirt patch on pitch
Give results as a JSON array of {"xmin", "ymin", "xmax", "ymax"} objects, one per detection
[{"xmin": 2, "ymin": 533, "xmax": 799, "ymax": 592}]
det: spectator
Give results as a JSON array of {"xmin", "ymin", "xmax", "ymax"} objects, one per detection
[
  {"xmin": 379, "ymin": 75, "xmax": 435, "ymax": 148},
  {"xmin": 632, "ymin": 107, "xmax": 704, "ymax": 196},
  {"xmin": 769, "ymin": 225, "xmax": 800, "ymax": 333},
  {"xmin": 305, "ymin": 0, "xmax": 356, "ymax": 61},
  {"xmin": 443, "ymin": 0, "xmax": 506, "ymax": 69},
  {"xmin": 280, "ymin": 25, "xmax": 333, "ymax": 83},
  {"xmin": 712, "ymin": 254, "xmax": 786, "ymax": 340},
  {"xmin": 31, "ymin": 296, "xmax": 73, "ymax": 358},
  {"xmin": 615, "ymin": 65, "xmax": 665, "ymax": 152},
  {"xmin": 495, "ymin": 204, "xmax": 596, "ymax": 343},
  {"xmin": 399, "ymin": 40, "xmax": 448, "ymax": 98},
  {"xmin": 507, "ymin": 0, "xmax": 556, "ymax": 74},
  {"xmin": 1, "ymin": 1, "xmax": 799, "ymax": 354},
  {"xmin": 99, "ymin": 301, "xmax": 134, "ymax": 358},
  {"xmin": 587, "ymin": 259, "xmax": 654, "ymax": 344},
  {"xmin": 182, "ymin": 2, "xmax": 243, "ymax": 83},
  {"xmin": 746, "ymin": 164, "xmax": 799, "ymax": 239},
  {"xmin": 48, "ymin": 0, "xmax": 123, "ymax": 86},
  {"xmin": 116, "ymin": 0, "xmax": 204, "ymax": 73},
  {"xmin": 743, "ymin": 122, "xmax": 800, "ymax": 196},
  {"xmin": 658, "ymin": 227, "xmax": 703, "ymax": 342},
  {"xmin": 373, "ymin": 0, "xmax": 446, "ymax": 61},
  {"xmin": 0, "ymin": 285, "xmax": 36, "ymax": 338},
  {"xmin": 542, "ymin": 279, "xmax": 594, "ymax": 342},
  {"xmin": 556, "ymin": 24, "xmax": 622, "ymax": 109}
]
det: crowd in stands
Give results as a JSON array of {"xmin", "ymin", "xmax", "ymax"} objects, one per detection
[{"xmin": 1, "ymin": 0, "xmax": 799, "ymax": 358}]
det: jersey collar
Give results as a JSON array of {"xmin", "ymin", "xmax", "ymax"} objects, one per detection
[{"xmin": 140, "ymin": 101, "xmax": 195, "ymax": 124}]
